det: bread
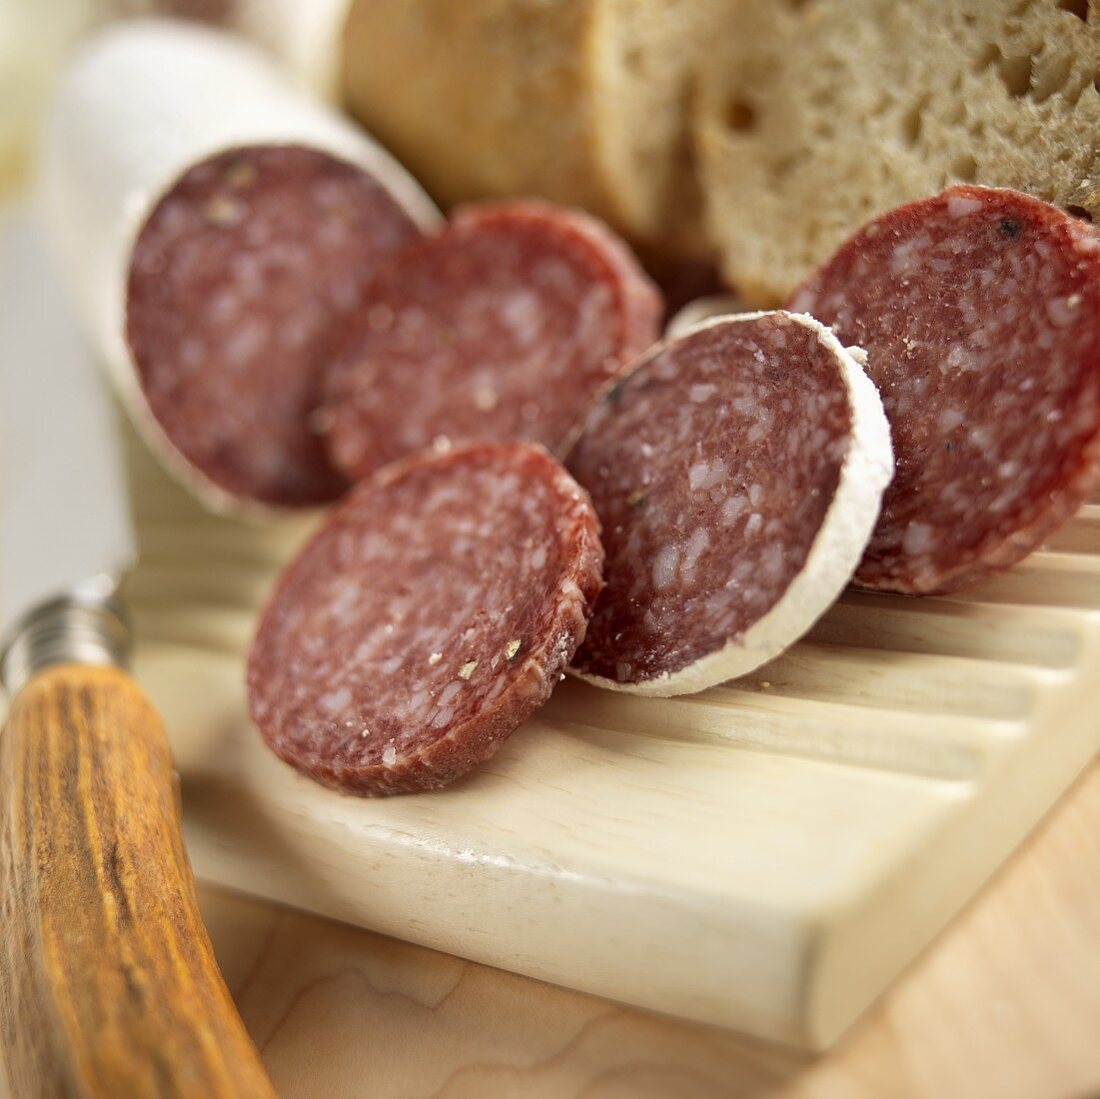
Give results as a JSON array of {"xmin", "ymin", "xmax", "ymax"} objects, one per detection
[
  {"xmin": 338, "ymin": 0, "xmax": 723, "ymax": 258},
  {"xmin": 696, "ymin": 0, "xmax": 1100, "ymax": 304}
]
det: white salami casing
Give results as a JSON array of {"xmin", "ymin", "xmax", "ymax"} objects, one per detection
[
  {"xmin": 37, "ymin": 18, "xmax": 440, "ymax": 516},
  {"xmin": 567, "ymin": 311, "xmax": 894, "ymax": 697}
]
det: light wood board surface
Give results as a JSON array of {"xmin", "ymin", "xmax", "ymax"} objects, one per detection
[
  {"xmin": 119, "ymin": 402, "xmax": 1100, "ymax": 1050},
  {"xmin": 206, "ymin": 754, "xmax": 1100, "ymax": 1099},
  {"xmin": 4, "ymin": 751, "xmax": 1100, "ymax": 1099}
]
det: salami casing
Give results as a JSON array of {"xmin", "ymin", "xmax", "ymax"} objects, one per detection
[
  {"xmin": 247, "ymin": 442, "xmax": 603, "ymax": 795},
  {"xmin": 39, "ymin": 18, "xmax": 440, "ymax": 514},
  {"xmin": 788, "ymin": 185, "xmax": 1100, "ymax": 594},
  {"xmin": 320, "ymin": 201, "xmax": 662, "ymax": 481},
  {"xmin": 566, "ymin": 312, "xmax": 892, "ymax": 696}
]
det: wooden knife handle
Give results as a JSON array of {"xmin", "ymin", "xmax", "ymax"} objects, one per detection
[{"xmin": 0, "ymin": 662, "xmax": 276, "ymax": 1098}]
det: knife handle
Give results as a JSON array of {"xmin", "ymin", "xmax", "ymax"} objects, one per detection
[{"xmin": 0, "ymin": 662, "xmax": 276, "ymax": 1099}]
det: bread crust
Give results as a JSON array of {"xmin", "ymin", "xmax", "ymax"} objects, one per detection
[{"xmin": 339, "ymin": 0, "xmax": 724, "ymax": 258}]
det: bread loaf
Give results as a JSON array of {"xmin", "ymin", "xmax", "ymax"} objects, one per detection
[
  {"xmin": 339, "ymin": 0, "xmax": 723, "ymax": 258},
  {"xmin": 696, "ymin": 0, "xmax": 1100, "ymax": 304}
]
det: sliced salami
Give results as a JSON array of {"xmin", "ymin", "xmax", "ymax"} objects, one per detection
[
  {"xmin": 787, "ymin": 185, "xmax": 1100, "ymax": 594},
  {"xmin": 247, "ymin": 442, "xmax": 603, "ymax": 795},
  {"xmin": 40, "ymin": 20, "xmax": 440, "ymax": 514},
  {"xmin": 566, "ymin": 312, "xmax": 892, "ymax": 696},
  {"xmin": 126, "ymin": 145, "xmax": 423, "ymax": 509},
  {"xmin": 320, "ymin": 201, "xmax": 663, "ymax": 481}
]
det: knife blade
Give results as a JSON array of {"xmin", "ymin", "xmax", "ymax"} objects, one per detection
[{"xmin": 0, "ymin": 206, "xmax": 134, "ymax": 663}]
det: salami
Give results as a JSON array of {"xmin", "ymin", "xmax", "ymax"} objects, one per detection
[
  {"xmin": 246, "ymin": 442, "xmax": 603, "ymax": 795},
  {"xmin": 40, "ymin": 19, "xmax": 440, "ymax": 514},
  {"xmin": 566, "ymin": 312, "xmax": 892, "ymax": 696},
  {"xmin": 126, "ymin": 144, "xmax": 423, "ymax": 509},
  {"xmin": 320, "ymin": 201, "xmax": 663, "ymax": 481},
  {"xmin": 788, "ymin": 186, "xmax": 1100, "ymax": 595}
]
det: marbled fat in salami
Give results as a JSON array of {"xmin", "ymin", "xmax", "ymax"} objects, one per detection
[
  {"xmin": 566, "ymin": 312, "xmax": 892, "ymax": 695},
  {"xmin": 320, "ymin": 201, "xmax": 662, "ymax": 481},
  {"xmin": 126, "ymin": 145, "xmax": 423, "ymax": 509},
  {"xmin": 788, "ymin": 185, "xmax": 1100, "ymax": 594},
  {"xmin": 247, "ymin": 442, "xmax": 603, "ymax": 795}
]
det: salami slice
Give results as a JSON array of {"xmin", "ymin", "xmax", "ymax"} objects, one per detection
[
  {"xmin": 40, "ymin": 20, "xmax": 440, "ymax": 514},
  {"xmin": 320, "ymin": 201, "xmax": 663, "ymax": 481},
  {"xmin": 787, "ymin": 185, "xmax": 1100, "ymax": 594},
  {"xmin": 126, "ymin": 144, "xmax": 423, "ymax": 509},
  {"xmin": 566, "ymin": 312, "xmax": 892, "ymax": 696},
  {"xmin": 247, "ymin": 442, "xmax": 603, "ymax": 795}
]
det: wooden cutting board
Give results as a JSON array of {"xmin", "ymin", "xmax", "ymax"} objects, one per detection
[{"xmin": 121, "ymin": 420, "xmax": 1100, "ymax": 1051}]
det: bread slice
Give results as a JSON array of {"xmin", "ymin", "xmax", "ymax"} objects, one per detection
[
  {"xmin": 338, "ymin": 0, "xmax": 724, "ymax": 258},
  {"xmin": 696, "ymin": 0, "xmax": 1100, "ymax": 304}
]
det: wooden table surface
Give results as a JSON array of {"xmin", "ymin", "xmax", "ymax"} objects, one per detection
[{"xmin": 180, "ymin": 754, "xmax": 1100, "ymax": 1099}]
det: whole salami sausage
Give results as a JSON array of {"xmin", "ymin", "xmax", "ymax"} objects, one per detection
[
  {"xmin": 247, "ymin": 442, "xmax": 603, "ymax": 795},
  {"xmin": 566, "ymin": 312, "xmax": 892, "ymax": 696},
  {"xmin": 40, "ymin": 19, "xmax": 440, "ymax": 514},
  {"xmin": 319, "ymin": 201, "xmax": 663, "ymax": 482},
  {"xmin": 787, "ymin": 185, "xmax": 1100, "ymax": 594}
]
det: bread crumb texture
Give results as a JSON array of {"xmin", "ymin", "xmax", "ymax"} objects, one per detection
[{"xmin": 696, "ymin": 0, "xmax": 1100, "ymax": 303}]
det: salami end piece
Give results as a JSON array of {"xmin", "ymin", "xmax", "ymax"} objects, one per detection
[
  {"xmin": 126, "ymin": 144, "xmax": 424, "ymax": 511},
  {"xmin": 320, "ymin": 201, "xmax": 663, "ymax": 482},
  {"xmin": 247, "ymin": 442, "xmax": 603, "ymax": 795},
  {"xmin": 788, "ymin": 185, "xmax": 1100, "ymax": 595},
  {"xmin": 566, "ymin": 311, "xmax": 892, "ymax": 696}
]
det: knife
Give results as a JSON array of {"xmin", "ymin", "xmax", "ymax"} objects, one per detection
[{"xmin": 0, "ymin": 209, "xmax": 275, "ymax": 1098}]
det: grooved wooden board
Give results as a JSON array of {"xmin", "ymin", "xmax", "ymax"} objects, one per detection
[{"xmin": 121, "ymin": 422, "xmax": 1100, "ymax": 1050}]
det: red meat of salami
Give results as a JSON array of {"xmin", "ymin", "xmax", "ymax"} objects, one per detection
[
  {"xmin": 126, "ymin": 144, "xmax": 424, "ymax": 509},
  {"xmin": 247, "ymin": 441, "xmax": 603, "ymax": 795},
  {"xmin": 565, "ymin": 311, "xmax": 891, "ymax": 695},
  {"xmin": 788, "ymin": 185, "xmax": 1100, "ymax": 594},
  {"xmin": 320, "ymin": 201, "xmax": 662, "ymax": 481}
]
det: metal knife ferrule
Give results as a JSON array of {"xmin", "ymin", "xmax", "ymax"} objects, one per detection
[{"xmin": 0, "ymin": 584, "xmax": 130, "ymax": 698}]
